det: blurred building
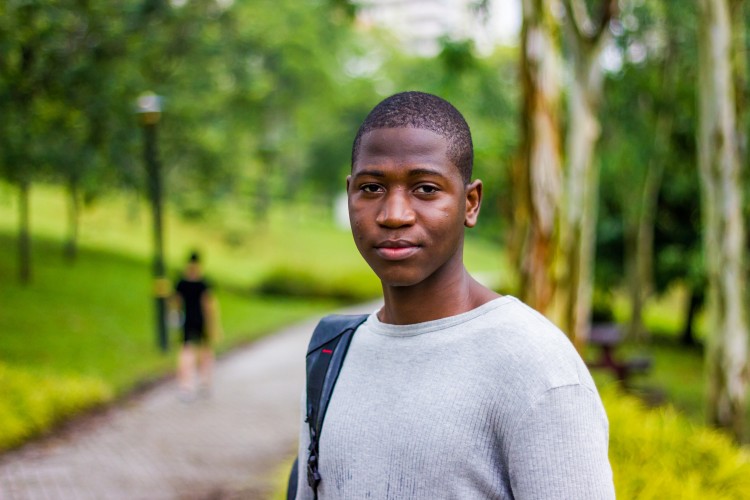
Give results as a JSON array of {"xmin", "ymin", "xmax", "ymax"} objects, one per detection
[{"xmin": 355, "ymin": 0, "xmax": 520, "ymax": 56}]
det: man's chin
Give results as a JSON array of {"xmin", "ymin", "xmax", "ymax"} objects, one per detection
[
  {"xmin": 377, "ymin": 273, "xmax": 425, "ymax": 289},
  {"xmin": 367, "ymin": 259, "xmax": 432, "ymax": 289}
]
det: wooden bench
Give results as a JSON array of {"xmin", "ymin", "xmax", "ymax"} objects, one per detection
[{"xmin": 586, "ymin": 323, "xmax": 652, "ymax": 385}]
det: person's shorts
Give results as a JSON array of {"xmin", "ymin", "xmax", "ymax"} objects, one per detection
[{"xmin": 183, "ymin": 328, "xmax": 207, "ymax": 345}]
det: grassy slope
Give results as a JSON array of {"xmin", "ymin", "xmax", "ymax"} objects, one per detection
[
  {"xmin": 0, "ymin": 183, "xmax": 506, "ymax": 291},
  {"xmin": 0, "ymin": 234, "xmax": 339, "ymax": 393}
]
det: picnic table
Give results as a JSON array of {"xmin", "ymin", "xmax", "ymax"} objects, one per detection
[{"xmin": 587, "ymin": 323, "xmax": 652, "ymax": 385}]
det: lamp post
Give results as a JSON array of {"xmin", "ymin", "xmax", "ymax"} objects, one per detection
[{"xmin": 136, "ymin": 92, "xmax": 168, "ymax": 353}]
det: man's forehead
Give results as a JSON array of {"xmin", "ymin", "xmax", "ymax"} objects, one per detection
[
  {"xmin": 359, "ymin": 127, "xmax": 448, "ymax": 152},
  {"xmin": 353, "ymin": 127, "xmax": 463, "ymax": 182},
  {"xmin": 356, "ymin": 129, "xmax": 448, "ymax": 166}
]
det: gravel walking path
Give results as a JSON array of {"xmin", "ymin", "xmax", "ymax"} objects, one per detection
[{"xmin": 0, "ymin": 303, "xmax": 378, "ymax": 500}]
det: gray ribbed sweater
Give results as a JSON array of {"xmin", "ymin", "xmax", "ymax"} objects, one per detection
[{"xmin": 296, "ymin": 296, "xmax": 615, "ymax": 499}]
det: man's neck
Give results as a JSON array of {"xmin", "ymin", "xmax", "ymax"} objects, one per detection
[{"xmin": 378, "ymin": 267, "xmax": 500, "ymax": 325}]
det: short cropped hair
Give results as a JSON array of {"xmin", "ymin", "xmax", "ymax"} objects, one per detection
[{"xmin": 351, "ymin": 91, "xmax": 474, "ymax": 184}]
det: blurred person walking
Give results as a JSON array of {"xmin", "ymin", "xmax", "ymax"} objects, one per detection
[{"xmin": 172, "ymin": 251, "xmax": 221, "ymax": 401}]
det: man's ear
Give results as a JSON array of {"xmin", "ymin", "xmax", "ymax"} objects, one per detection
[
  {"xmin": 346, "ymin": 175, "xmax": 352, "ymax": 193},
  {"xmin": 464, "ymin": 179, "xmax": 482, "ymax": 228}
]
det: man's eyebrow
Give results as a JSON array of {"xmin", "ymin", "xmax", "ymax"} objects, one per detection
[
  {"xmin": 353, "ymin": 169, "xmax": 386, "ymax": 178},
  {"xmin": 407, "ymin": 168, "xmax": 446, "ymax": 178}
]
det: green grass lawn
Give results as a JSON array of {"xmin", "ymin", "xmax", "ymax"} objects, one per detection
[
  {"xmin": 594, "ymin": 284, "xmax": 750, "ymax": 438},
  {"xmin": 0, "ymin": 233, "xmax": 340, "ymax": 392},
  {"xmin": 587, "ymin": 328, "xmax": 750, "ymax": 441}
]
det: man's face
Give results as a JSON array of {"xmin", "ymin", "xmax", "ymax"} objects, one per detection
[{"xmin": 347, "ymin": 127, "xmax": 481, "ymax": 288}]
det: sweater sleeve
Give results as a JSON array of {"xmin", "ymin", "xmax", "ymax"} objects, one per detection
[{"xmin": 507, "ymin": 384, "xmax": 615, "ymax": 500}]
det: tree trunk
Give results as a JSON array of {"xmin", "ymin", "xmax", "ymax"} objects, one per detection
[
  {"xmin": 18, "ymin": 177, "xmax": 31, "ymax": 284},
  {"xmin": 681, "ymin": 288, "xmax": 701, "ymax": 347},
  {"xmin": 697, "ymin": 0, "xmax": 748, "ymax": 441},
  {"xmin": 554, "ymin": 40, "xmax": 605, "ymax": 351},
  {"xmin": 254, "ymin": 148, "xmax": 274, "ymax": 224},
  {"xmin": 730, "ymin": 0, "xmax": 747, "ymax": 161},
  {"xmin": 623, "ymin": 223, "xmax": 641, "ymax": 337},
  {"xmin": 631, "ymin": 158, "xmax": 662, "ymax": 341},
  {"xmin": 626, "ymin": 116, "xmax": 669, "ymax": 342},
  {"xmin": 65, "ymin": 178, "xmax": 81, "ymax": 261},
  {"xmin": 553, "ymin": 0, "xmax": 615, "ymax": 351},
  {"xmin": 517, "ymin": 0, "xmax": 563, "ymax": 314}
]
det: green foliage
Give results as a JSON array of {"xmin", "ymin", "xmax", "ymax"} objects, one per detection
[
  {"xmin": 602, "ymin": 385, "xmax": 750, "ymax": 499},
  {"xmin": 591, "ymin": 289, "xmax": 615, "ymax": 322},
  {"xmin": 0, "ymin": 233, "xmax": 170, "ymax": 391},
  {"xmin": 596, "ymin": 287, "xmax": 750, "ymax": 436},
  {"xmin": 597, "ymin": 0, "xmax": 703, "ymax": 295},
  {"xmin": 257, "ymin": 265, "xmax": 380, "ymax": 302},
  {"xmin": 269, "ymin": 455, "xmax": 297, "ymax": 500},
  {"xmin": 0, "ymin": 0, "xmax": 387, "ymax": 229},
  {"xmin": 0, "ymin": 362, "xmax": 112, "ymax": 451}
]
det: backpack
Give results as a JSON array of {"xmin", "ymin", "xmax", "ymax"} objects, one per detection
[{"xmin": 287, "ymin": 313, "xmax": 369, "ymax": 500}]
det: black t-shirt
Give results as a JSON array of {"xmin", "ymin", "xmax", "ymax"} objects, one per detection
[{"xmin": 175, "ymin": 278, "xmax": 210, "ymax": 330}]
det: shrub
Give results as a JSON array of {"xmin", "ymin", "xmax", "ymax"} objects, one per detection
[
  {"xmin": 0, "ymin": 363, "xmax": 113, "ymax": 451},
  {"xmin": 602, "ymin": 384, "xmax": 750, "ymax": 499},
  {"xmin": 269, "ymin": 455, "xmax": 297, "ymax": 500},
  {"xmin": 256, "ymin": 266, "xmax": 380, "ymax": 302}
]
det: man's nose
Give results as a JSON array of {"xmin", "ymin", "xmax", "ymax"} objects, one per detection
[{"xmin": 376, "ymin": 190, "xmax": 416, "ymax": 228}]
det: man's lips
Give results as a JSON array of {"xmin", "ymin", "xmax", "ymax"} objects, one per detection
[{"xmin": 374, "ymin": 240, "xmax": 421, "ymax": 260}]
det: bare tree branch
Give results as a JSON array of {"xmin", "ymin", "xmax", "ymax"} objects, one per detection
[{"xmin": 562, "ymin": 0, "xmax": 618, "ymax": 45}]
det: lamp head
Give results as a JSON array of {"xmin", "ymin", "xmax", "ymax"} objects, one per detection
[{"xmin": 136, "ymin": 92, "xmax": 162, "ymax": 125}]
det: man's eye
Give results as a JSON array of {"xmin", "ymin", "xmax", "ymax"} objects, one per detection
[
  {"xmin": 415, "ymin": 185, "xmax": 439, "ymax": 194},
  {"xmin": 361, "ymin": 184, "xmax": 382, "ymax": 193}
]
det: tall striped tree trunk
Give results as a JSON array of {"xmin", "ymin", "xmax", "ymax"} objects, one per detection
[
  {"xmin": 553, "ymin": 0, "xmax": 615, "ymax": 350},
  {"xmin": 516, "ymin": 0, "xmax": 563, "ymax": 315},
  {"xmin": 697, "ymin": 0, "xmax": 748, "ymax": 441},
  {"xmin": 18, "ymin": 176, "xmax": 31, "ymax": 284}
]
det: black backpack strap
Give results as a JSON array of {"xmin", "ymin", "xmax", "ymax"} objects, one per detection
[{"xmin": 304, "ymin": 313, "xmax": 368, "ymax": 497}]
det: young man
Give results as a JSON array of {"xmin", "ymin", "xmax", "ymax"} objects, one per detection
[{"xmin": 295, "ymin": 91, "xmax": 614, "ymax": 498}]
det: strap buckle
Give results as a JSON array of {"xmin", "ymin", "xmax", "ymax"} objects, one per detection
[{"xmin": 307, "ymin": 452, "xmax": 321, "ymax": 488}]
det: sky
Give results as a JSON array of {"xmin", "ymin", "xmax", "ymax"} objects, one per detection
[
  {"xmin": 490, "ymin": 0, "xmax": 522, "ymax": 44},
  {"xmin": 468, "ymin": 0, "xmax": 523, "ymax": 54},
  {"xmin": 356, "ymin": 0, "xmax": 522, "ymax": 56}
]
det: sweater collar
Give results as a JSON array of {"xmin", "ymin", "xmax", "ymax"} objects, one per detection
[{"xmin": 366, "ymin": 296, "xmax": 515, "ymax": 337}]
